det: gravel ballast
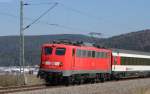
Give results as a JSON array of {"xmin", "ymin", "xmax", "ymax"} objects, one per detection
[{"xmin": 9, "ymin": 78, "xmax": 150, "ymax": 94}]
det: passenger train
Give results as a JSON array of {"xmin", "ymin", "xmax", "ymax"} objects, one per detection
[{"xmin": 38, "ymin": 41, "xmax": 150, "ymax": 85}]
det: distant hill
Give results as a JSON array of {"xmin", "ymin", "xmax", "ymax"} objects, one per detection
[
  {"xmin": 101, "ymin": 29, "xmax": 150, "ymax": 52},
  {"xmin": 0, "ymin": 30, "xmax": 150, "ymax": 66},
  {"xmin": 0, "ymin": 34, "xmax": 92, "ymax": 66}
]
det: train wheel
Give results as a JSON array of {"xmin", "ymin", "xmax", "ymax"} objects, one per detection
[
  {"xmin": 100, "ymin": 74, "xmax": 104, "ymax": 83},
  {"xmin": 64, "ymin": 77, "xmax": 72, "ymax": 86},
  {"xmin": 45, "ymin": 75, "xmax": 53, "ymax": 86},
  {"xmin": 96, "ymin": 74, "xmax": 101, "ymax": 83},
  {"xmin": 90, "ymin": 79, "xmax": 95, "ymax": 84},
  {"xmin": 105, "ymin": 73, "xmax": 111, "ymax": 81},
  {"xmin": 78, "ymin": 79, "xmax": 84, "ymax": 85},
  {"xmin": 114, "ymin": 74, "xmax": 120, "ymax": 81}
]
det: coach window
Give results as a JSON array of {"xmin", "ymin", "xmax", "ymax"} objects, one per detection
[
  {"xmin": 135, "ymin": 58, "xmax": 138, "ymax": 65},
  {"xmin": 97, "ymin": 52, "xmax": 101, "ymax": 58},
  {"xmin": 44, "ymin": 47, "xmax": 52, "ymax": 55},
  {"xmin": 105, "ymin": 53, "xmax": 108, "ymax": 58},
  {"xmin": 125, "ymin": 57, "xmax": 127, "ymax": 65},
  {"xmin": 123, "ymin": 57, "xmax": 126, "ymax": 65},
  {"xmin": 81, "ymin": 50, "xmax": 83, "ymax": 57},
  {"xmin": 97, "ymin": 52, "xmax": 100, "ymax": 58},
  {"xmin": 88, "ymin": 51, "xmax": 92, "ymax": 57},
  {"xmin": 104, "ymin": 53, "xmax": 107, "ymax": 58},
  {"xmin": 95, "ymin": 52, "xmax": 99, "ymax": 58},
  {"xmin": 82, "ymin": 50, "xmax": 86, "ymax": 57},
  {"xmin": 76, "ymin": 49, "xmax": 81, "ymax": 57},
  {"xmin": 125, "ymin": 57, "xmax": 128, "ymax": 65},
  {"xmin": 104, "ymin": 52, "xmax": 107, "ymax": 58},
  {"xmin": 125, "ymin": 57, "xmax": 129, "ymax": 65},
  {"xmin": 129, "ymin": 57, "xmax": 132, "ymax": 65},
  {"xmin": 56, "ymin": 48, "xmax": 66, "ymax": 55},
  {"xmin": 83, "ymin": 50, "xmax": 88, "ymax": 57},
  {"xmin": 103, "ymin": 52, "xmax": 106, "ymax": 58},
  {"xmin": 101, "ymin": 52, "xmax": 104, "ymax": 58},
  {"xmin": 86, "ymin": 50, "xmax": 88, "ymax": 57},
  {"xmin": 132, "ymin": 58, "xmax": 135, "ymax": 65},
  {"xmin": 146, "ymin": 58, "xmax": 150, "ymax": 65},
  {"xmin": 142, "ymin": 58, "xmax": 145, "ymax": 65},
  {"xmin": 143, "ymin": 58, "xmax": 145, "ymax": 65},
  {"xmin": 122, "ymin": 57, "xmax": 126, "ymax": 65},
  {"xmin": 137, "ymin": 58, "xmax": 140, "ymax": 65},
  {"xmin": 134, "ymin": 58, "xmax": 137, "ymax": 65},
  {"xmin": 92, "ymin": 51, "xmax": 95, "ymax": 58},
  {"xmin": 147, "ymin": 58, "xmax": 150, "ymax": 65},
  {"xmin": 102, "ymin": 52, "xmax": 105, "ymax": 58},
  {"xmin": 146, "ymin": 58, "xmax": 149, "ymax": 65}
]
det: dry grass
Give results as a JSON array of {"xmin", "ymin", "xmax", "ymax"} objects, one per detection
[
  {"xmin": 0, "ymin": 74, "xmax": 24, "ymax": 87},
  {"xmin": 141, "ymin": 86, "xmax": 150, "ymax": 94},
  {"xmin": 144, "ymin": 89, "xmax": 150, "ymax": 94},
  {"xmin": 0, "ymin": 74, "xmax": 44, "ymax": 87},
  {"xmin": 25, "ymin": 74, "xmax": 45, "ymax": 85}
]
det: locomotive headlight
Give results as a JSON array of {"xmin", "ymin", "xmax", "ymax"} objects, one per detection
[
  {"xmin": 44, "ymin": 61, "xmax": 62, "ymax": 66},
  {"xmin": 54, "ymin": 62, "xmax": 62, "ymax": 66},
  {"xmin": 45, "ymin": 61, "xmax": 51, "ymax": 65}
]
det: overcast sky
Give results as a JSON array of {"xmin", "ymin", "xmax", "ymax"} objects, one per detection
[{"xmin": 0, "ymin": 0, "xmax": 150, "ymax": 37}]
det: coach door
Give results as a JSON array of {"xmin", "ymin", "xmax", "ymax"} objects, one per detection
[
  {"xmin": 73, "ymin": 49, "xmax": 81, "ymax": 69},
  {"xmin": 107, "ymin": 52, "xmax": 112, "ymax": 71},
  {"xmin": 72, "ymin": 48, "xmax": 76, "ymax": 68}
]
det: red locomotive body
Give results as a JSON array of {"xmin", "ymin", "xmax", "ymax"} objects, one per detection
[{"xmin": 39, "ymin": 43, "xmax": 112, "ymax": 84}]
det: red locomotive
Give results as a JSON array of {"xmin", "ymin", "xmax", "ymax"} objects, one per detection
[{"xmin": 38, "ymin": 41, "xmax": 150, "ymax": 85}]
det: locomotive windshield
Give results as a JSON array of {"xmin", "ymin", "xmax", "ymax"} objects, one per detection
[
  {"xmin": 44, "ymin": 47, "xmax": 52, "ymax": 55},
  {"xmin": 56, "ymin": 48, "xmax": 66, "ymax": 55}
]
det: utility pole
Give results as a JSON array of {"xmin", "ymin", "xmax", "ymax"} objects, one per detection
[
  {"xmin": 20, "ymin": 0, "xmax": 26, "ymax": 85},
  {"xmin": 19, "ymin": 1, "xmax": 57, "ymax": 85}
]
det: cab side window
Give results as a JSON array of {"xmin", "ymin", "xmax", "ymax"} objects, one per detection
[
  {"xmin": 76, "ymin": 49, "xmax": 81, "ymax": 57},
  {"xmin": 44, "ymin": 47, "xmax": 52, "ymax": 55},
  {"xmin": 72, "ymin": 49, "xmax": 75, "ymax": 56},
  {"xmin": 56, "ymin": 48, "xmax": 66, "ymax": 55}
]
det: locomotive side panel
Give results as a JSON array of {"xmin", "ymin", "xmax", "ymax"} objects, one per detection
[{"xmin": 72, "ymin": 47, "xmax": 112, "ymax": 74}]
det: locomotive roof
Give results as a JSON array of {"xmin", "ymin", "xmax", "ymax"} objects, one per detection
[
  {"xmin": 43, "ymin": 43, "xmax": 111, "ymax": 51},
  {"xmin": 112, "ymin": 48, "xmax": 150, "ymax": 56}
]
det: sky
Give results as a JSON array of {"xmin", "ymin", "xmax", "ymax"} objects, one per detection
[{"xmin": 0, "ymin": 0, "xmax": 150, "ymax": 37}]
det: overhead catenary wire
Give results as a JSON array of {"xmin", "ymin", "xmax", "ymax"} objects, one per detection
[
  {"xmin": 24, "ymin": 2, "xmax": 58, "ymax": 30},
  {"xmin": 24, "ymin": 2, "xmax": 56, "ymax": 6},
  {"xmin": 0, "ymin": 1, "xmax": 102, "ymax": 32},
  {"xmin": 0, "ymin": 12, "xmax": 89, "ymax": 34},
  {"xmin": 0, "ymin": 1, "xmax": 103, "ymax": 32},
  {"xmin": 24, "ymin": 2, "xmax": 102, "ymax": 22},
  {"xmin": 0, "ymin": 1, "xmax": 99, "ymax": 33},
  {"xmin": 44, "ymin": 23, "xmax": 89, "ymax": 33},
  {"xmin": 59, "ymin": 3, "xmax": 102, "ymax": 22}
]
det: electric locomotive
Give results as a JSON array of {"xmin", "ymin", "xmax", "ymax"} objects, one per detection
[{"xmin": 38, "ymin": 41, "xmax": 112, "ymax": 85}]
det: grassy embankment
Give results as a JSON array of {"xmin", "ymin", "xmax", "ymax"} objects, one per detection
[{"xmin": 0, "ymin": 74, "xmax": 45, "ymax": 87}]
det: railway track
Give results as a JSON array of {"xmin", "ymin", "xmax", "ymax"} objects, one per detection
[
  {"xmin": 0, "ymin": 77, "xmax": 149, "ymax": 94},
  {"xmin": 0, "ymin": 84, "xmax": 48, "ymax": 94}
]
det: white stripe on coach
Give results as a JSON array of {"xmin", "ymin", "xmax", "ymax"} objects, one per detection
[
  {"xmin": 112, "ymin": 52, "xmax": 150, "ymax": 59},
  {"xmin": 112, "ymin": 65, "xmax": 150, "ymax": 71}
]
